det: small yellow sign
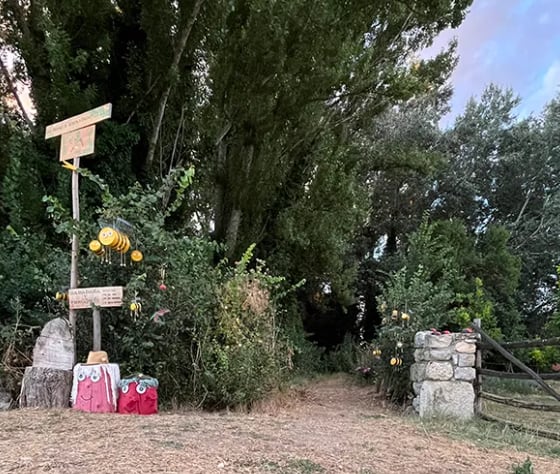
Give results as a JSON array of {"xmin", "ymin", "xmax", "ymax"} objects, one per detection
[{"xmin": 60, "ymin": 125, "xmax": 96, "ymax": 161}]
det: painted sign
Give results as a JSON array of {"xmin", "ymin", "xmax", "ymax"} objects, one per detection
[
  {"xmin": 45, "ymin": 103, "xmax": 112, "ymax": 139},
  {"xmin": 60, "ymin": 125, "xmax": 96, "ymax": 161},
  {"xmin": 68, "ymin": 286, "xmax": 123, "ymax": 310}
]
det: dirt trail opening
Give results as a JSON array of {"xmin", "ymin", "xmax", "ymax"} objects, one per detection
[{"xmin": 0, "ymin": 374, "xmax": 558, "ymax": 473}]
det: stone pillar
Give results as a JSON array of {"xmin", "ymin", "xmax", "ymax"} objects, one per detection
[{"xmin": 411, "ymin": 330, "xmax": 479, "ymax": 420}]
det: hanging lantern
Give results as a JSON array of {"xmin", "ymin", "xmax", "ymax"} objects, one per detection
[
  {"xmin": 401, "ymin": 312, "xmax": 410, "ymax": 321},
  {"xmin": 391, "ymin": 309, "xmax": 399, "ymax": 320}
]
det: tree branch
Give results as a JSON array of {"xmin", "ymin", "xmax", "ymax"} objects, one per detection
[
  {"xmin": 145, "ymin": 0, "xmax": 205, "ymax": 169},
  {"xmin": 0, "ymin": 55, "xmax": 34, "ymax": 129}
]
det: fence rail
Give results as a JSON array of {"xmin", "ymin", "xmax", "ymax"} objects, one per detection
[
  {"xmin": 479, "ymin": 368, "xmax": 560, "ymax": 380},
  {"xmin": 481, "ymin": 392, "xmax": 560, "ymax": 412},
  {"xmin": 472, "ymin": 322, "xmax": 560, "ymax": 441}
]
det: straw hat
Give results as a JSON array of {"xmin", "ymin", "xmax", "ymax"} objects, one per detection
[{"xmin": 85, "ymin": 351, "xmax": 109, "ymax": 365}]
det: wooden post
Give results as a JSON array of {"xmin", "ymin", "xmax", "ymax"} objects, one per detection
[
  {"xmin": 92, "ymin": 307, "xmax": 101, "ymax": 351},
  {"xmin": 69, "ymin": 157, "xmax": 80, "ymax": 364},
  {"xmin": 473, "ymin": 318, "xmax": 482, "ymax": 416}
]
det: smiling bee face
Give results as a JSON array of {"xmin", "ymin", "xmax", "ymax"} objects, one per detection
[{"xmin": 98, "ymin": 227, "xmax": 118, "ymax": 247}]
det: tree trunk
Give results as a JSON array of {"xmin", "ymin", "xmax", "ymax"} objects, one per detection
[
  {"xmin": 145, "ymin": 0, "xmax": 205, "ymax": 169},
  {"xmin": 19, "ymin": 367, "xmax": 72, "ymax": 408}
]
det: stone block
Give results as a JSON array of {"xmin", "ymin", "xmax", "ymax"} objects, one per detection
[
  {"xmin": 425, "ymin": 361, "xmax": 453, "ymax": 380},
  {"xmin": 414, "ymin": 331, "xmax": 431, "ymax": 348},
  {"xmin": 455, "ymin": 367, "xmax": 476, "ymax": 381},
  {"xmin": 455, "ymin": 341, "xmax": 476, "ymax": 354},
  {"xmin": 426, "ymin": 334, "xmax": 452, "ymax": 349},
  {"xmin": 33, "ymin": 318, "xmax": 74, "ymax": 370},
  {"xmin": 410, "ymin": 363, "xmax": 426, "ymax": 382},
  {"xmin": 456, "ymin": 353, "xmax": 476, "ymax": 367},
  {"xmin": 413, "ymin": 382, "xmax": 423, "ymax": 395},
  {"xmin": 429, "ymin": 348, "xmax": 452, "ymax": 361},
  {"xmin": 414, "ymin": 349, "xmax": 429, "ymax": 362},
  {"xmin": 418, "ymin": 381, "xmax": 475, "ymax": 419}
]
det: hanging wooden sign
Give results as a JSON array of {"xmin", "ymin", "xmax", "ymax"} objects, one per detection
[
  {"xmin": 60, "ymin": 125, "xmax": 96, "ymax": 161},
  {"xmin": 68, "ymin": 286, "xmax": 123, "ymax": 310},
  {"xmin": 45, "ymin": 103, "xmax": 112, "ymax": 139}
]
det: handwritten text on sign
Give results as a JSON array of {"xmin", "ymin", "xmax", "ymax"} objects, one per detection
[
  {"xmin": 60, "ymin": 125, "xmax": 96, "ymax": 161},
  {"xmin": 45, "ymin": 103, "xmax": 112, "ymax": 139},
  {"xmin": 68, "ymin": 286, "xmax": 123, "ymax": 310}
]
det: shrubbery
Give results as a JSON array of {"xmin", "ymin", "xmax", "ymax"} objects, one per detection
[{"xmin": 2, "ymin": 168, "xmax": 312, "ymax": 408}]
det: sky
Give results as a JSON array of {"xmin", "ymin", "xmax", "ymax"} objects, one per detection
[{"xmin": 422, "ymin": 0, "xmax": 560, "ymax": 126}]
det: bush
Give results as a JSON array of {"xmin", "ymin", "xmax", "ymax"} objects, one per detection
[
  {"xmin": 0, "ymin": 229, "xmax": 68, "ymax": 395},
  {"xmin": 68, "ymin": 171, "xmax": 300, "ymax": 408}
]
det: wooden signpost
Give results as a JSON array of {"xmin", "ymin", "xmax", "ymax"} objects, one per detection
[
  {"xmin": 68, "ymin": 287, "xmax": 123, "ymax": 350},
  {"xmin": 45, "ymin": 103, "xmax": 113, "ymax": 361}
]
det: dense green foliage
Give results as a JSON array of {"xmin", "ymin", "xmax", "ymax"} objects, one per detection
[{"xmin": 0, "ymin": 0, "xmax": 559, "ymax": 407}]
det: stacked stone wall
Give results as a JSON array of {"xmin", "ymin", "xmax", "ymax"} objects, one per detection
[{"xmin": 411, "ymin": 331, "xmax": 479, "ymax": 419}]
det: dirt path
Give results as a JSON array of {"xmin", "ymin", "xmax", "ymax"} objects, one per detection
[{"xmin": 0, "ymin": 375, "xmax": 558, "ymax": 473}]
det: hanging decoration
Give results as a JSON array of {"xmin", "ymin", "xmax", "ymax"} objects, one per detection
[
  {"xmin": 55, "ymin": 291, "xmax": 68, "ymax": 301},
  {"xmin": 71, "ymin": 351, "xmax": 120, "ymax": 413},
  {"xmin": 158, "ymin": 266, "xmax": 167, "ymax": 291},
  {"xmin": 129, "ymin": 294, "xmax": 142, "ymax": 319},
  {"xmin": 87, "ymin": 218, "xmax": 144, "ymax": 267},
  {"xmin": 117, "ymin": 374, "xmax": 159, "ymax": 415}
]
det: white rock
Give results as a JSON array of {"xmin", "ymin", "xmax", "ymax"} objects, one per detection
[
  {"xmin": 418, "ymin": 381, "xmax": 475, "ymax": 419},
  {"xmin": 455, "ymin": 341, "xmax": 476, "ymax": 354},
  {"xmin": 426, "ymin": 334, "xmax": 452, "ymax": 349},
  {"xmin": 414, "ymin": 331, "xmax": 431, "ymax": 348},
  {"xmin": 414, "ymin": 349, "xmax": 429, "ymax": 362},
  {"xmin": 455, "ymin": 367, "xmax": 476, "ymax": 381},
  {"xmin": 410, "ymin": 363, "xmax": 426, "ymax": 382},
  {"xmin": 32, "ymin": 318, "xmax": 74, "ymax": 370},
  {"xmin": 425, "ymin": 361, "xmax": 453, "ymax": 380},
  {"xmin": 429, "ymin": 348, "xmax": 452, "ymax": 360},
  {"xmin": 456, "ymin": 353, "xmax": 476, "ymax": 367}
]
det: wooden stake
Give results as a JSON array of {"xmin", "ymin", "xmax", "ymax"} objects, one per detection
[
  {"xmin": 69, "ymin": 157, "xmax": 80, "ymax": 363},
  {"xmin": 92, "ymin": 307, "xmax": 101, "ymax": 351}
]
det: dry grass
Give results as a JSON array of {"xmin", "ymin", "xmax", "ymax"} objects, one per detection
[{"xmin": 1, "ymin": 374, "xmax": 559, "ymax": 473}]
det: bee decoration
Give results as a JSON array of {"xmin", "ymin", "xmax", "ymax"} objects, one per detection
[
  {"xmin": 390, "ymin": 357, "xmax": 403, "ymax": 367},
  {"xmin": 372, "ymin": 347, "xmax": 382, "ymax": 357},
  {"xmin": 89, "ymin": 239, "xmax": 105, "ymax": 258},
  {"xmin": 130, "ymin": 249, "xmax": 143, "ymax": 263},
  {"xmin": 130, "ymin": 300, "xmax": 142, "ymax": 319},
  {"xmin": 55, "ymin": 291, "xmax": 68, "ymax": 301}
]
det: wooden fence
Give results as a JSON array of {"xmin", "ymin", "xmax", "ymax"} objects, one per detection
[{"xmin": 471, "ymin": 321, "xmax": 560, "ymax": 441}]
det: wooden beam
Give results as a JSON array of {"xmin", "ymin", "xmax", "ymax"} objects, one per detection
[
  {"xmin": 480, "ymin": 368, "xmax": 560, "ymax": 380},
  {"xmin": 481, "ymin": 392, "xmax": 560, "ymax": 412},
  {"xmin": 92, "ymin": 308, "xmax": 101, "ymax": 351},
  {"xmin": 479, "ymin": 336, "xmax": 560, "ymax": 350},
  {"xmin": 471, "ymin": 323, "xmax": 560, "ymax": 402},
  {"xmin": 480, "ymin": 413, "xmax": 560, "ymax": 441}
]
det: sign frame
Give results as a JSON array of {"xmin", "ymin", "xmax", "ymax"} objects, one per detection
[{"xmin": 68, "ymin": 286, "xmax": 123, "ymax": 310}]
